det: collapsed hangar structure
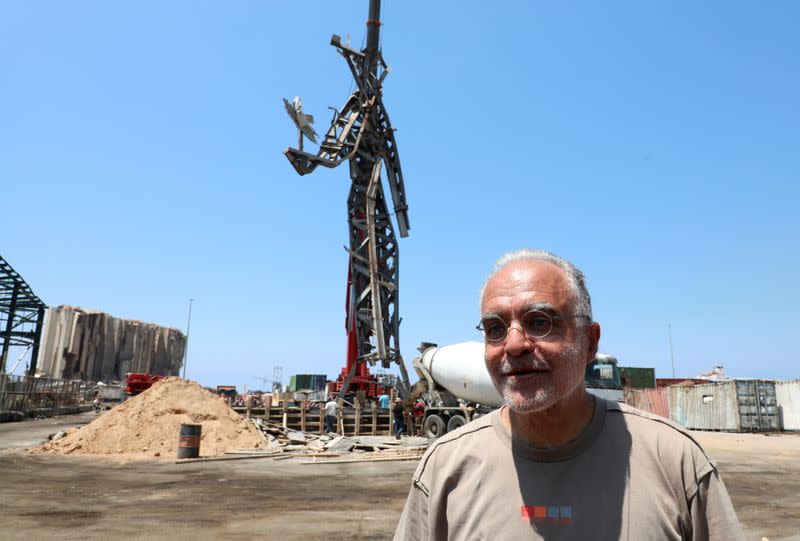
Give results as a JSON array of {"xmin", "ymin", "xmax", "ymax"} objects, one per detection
[{"xmin": 0, "ymin": 255, "xmax": 46, "ymax": 376}]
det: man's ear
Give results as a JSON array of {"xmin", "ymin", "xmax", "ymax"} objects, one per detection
[{"xmin": 586, "ymin": 322, "xmax": 601, "ymax": 362}]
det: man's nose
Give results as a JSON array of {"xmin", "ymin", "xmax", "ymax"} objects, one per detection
[{"xmin": 504, "ymin": 322, "xmax": 533, "ymax": 356}]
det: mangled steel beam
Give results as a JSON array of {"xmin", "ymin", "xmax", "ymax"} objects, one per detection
[{"xmin": 283, "ymin": 0, "xmax": 411, "ymax": 397}]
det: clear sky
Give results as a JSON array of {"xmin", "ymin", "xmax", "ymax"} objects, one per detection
[{"xmin": 2, "ymin": 1, "xmax": 798, "ymax": 390}]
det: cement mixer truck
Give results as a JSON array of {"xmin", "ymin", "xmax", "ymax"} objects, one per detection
[{"xmin": 411, "ymin": 342, "xmax": 623, "ymax": 438}]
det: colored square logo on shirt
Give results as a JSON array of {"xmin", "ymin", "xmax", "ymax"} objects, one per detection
[
  {"xmin": 520, "ymin": 505, "xmax": 547, "ymax": 522},
  {"xmin": 521, "ymin": 505, "xmax": 573, "ymax": 525}
]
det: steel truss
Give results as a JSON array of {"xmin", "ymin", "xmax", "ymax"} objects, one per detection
[
  {"xmin": 0, "ymin": 255, "xmax": 46, "ymax": 375},
  {"xmin": 284, "ymin": 0, "xmax": 411, "ymax": 395}
]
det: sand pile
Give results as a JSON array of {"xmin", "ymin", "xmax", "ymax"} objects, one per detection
[{"xmin": 34, "ymin": 377, "xmax": 265, "ymax": 458}]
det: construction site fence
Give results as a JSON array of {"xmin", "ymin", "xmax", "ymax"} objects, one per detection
[
  {"xmin": 624, "ymin": 380, "xmax": 800, "ymax": 432},
  {"xmin": 0, "ymin": 374, "xmax": 96, "ymax": 411}
]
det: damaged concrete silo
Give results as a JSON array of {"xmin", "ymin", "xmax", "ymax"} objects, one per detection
[{"xmin": 36, "ymin": 305, "xmax": 186, "ymax": 382}]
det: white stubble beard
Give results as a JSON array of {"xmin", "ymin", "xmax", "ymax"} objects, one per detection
[{"xmin": 494, "ymin": 337, "xmax": 588, "ymax": 414}]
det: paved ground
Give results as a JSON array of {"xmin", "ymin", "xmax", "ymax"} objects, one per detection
[{"xmin": 1, "ymin": 413, "xmax": 798, "ymax": 540}]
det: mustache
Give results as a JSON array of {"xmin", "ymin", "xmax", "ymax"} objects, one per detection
[{"xmin": 498, "ymin": 352, "xmax": 551, "ymax": 375}]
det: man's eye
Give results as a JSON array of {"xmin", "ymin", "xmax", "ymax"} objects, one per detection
[
  {"xmin": 523, "ymin": 314, "xmax": 550, "ymax": 328},
  {"xmin": 522, "ymin": 311, "xmax": 554, "ymax": 336},
  {"xmin": 484, "ymin": 319, "xmax": 506, "ymax": 338},
  {"xmin": 530, "ymin": 317, "xmax": 550, "ymax": 328}
]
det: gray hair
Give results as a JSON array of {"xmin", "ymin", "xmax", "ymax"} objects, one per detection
[{"xmin": 480, "ymin": 249, "xmax": 593, "ymax": 320}]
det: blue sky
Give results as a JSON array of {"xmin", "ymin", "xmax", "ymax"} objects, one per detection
[{"xmin": 2, "ymin": 1, "xmax": 798, "ymax": 390}]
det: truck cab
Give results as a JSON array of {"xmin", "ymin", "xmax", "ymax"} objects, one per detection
[{"xmin": 584, "ymin": 353, "xmax": 624, "ymax": 402}]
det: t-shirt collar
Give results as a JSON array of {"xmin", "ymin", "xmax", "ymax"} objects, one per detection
[{"xmin": 490, "ymin": 395, "xmax": 607, "ymax": 462}]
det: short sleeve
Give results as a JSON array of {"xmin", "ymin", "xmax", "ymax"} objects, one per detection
[
  {"xmin": 394, "ymin": 480, "xmax": 430, "ymax": 541},
  {"xmin": 689, "ymin": 469, "xmax": 745, "ymax": 541}
]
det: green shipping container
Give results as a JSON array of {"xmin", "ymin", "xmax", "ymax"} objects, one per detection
[
  {"xmin": 619, "ymin": 367, "xmax": 656, "ymax": 388},
  {"xmin": 295, "ymin": 374, "xmax": 313, "ymax": 391},
  {"xmin": 290, "ymin": 374, "xmax": 328, "ymax": 392}
]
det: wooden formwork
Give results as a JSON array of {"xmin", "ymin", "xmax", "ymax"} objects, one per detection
[{"xmin": 235, "ymin": 400, "xmax": 420, "ymax": 437}]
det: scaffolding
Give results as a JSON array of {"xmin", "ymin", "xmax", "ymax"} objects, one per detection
[{"xmin": 0, "ymin": 255, "xmax": 46, "ymax": 375}]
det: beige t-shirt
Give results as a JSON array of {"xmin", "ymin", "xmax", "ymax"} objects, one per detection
[{"xmin": 394, "ymin": 397, "xmax": 744, "ymax": 540}]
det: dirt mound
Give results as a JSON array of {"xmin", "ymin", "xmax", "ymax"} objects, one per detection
[{"xmin": 34, "ymin": 377, "xmax": 265, "ymax": 458}]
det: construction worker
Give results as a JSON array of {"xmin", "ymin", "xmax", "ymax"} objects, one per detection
[
  {"xmin": 92, "ymin": 393, "xmax": 102, "ymax": 413},
  {"xmin": 324, "ymin": 398, "xmax": 337, "ymax": 434},
  {"xmin": 378, "ymin": 391, "xmax": 390, "ymax": 410},
  {"xmin": 392, "ymin": 398, "xmax": 405, "ymax": 439}
]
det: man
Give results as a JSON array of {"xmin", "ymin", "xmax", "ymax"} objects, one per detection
[
  {"xmin": 92, "ymin": 392, "xmax": 103, "ymax": 413},
  {"xmin": 379, "ymin": 392, "xmax": 390, "ymax": 410},
  {"xmin": 413, "ymin": 399, "xmax": 427, "ymax": 435},
  {"xmin": 324, "ymin": 397, "xmax": 337, "ymax": 434},
  {"xmin": 393, "ymin": 398, "xmax": 406, "ymax": 440},
  {"xmin": 394, "ymin": 249, "xmax": 743, "ymax": 540}
]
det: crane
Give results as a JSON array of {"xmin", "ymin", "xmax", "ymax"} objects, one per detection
[{"xmin": 283, "ymin": 0, "xmax": 411, "ymax": 398}]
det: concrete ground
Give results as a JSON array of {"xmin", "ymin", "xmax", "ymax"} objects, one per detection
[{"xmin": 1, "ymin": 413, "xmax": 798, "ymax": 540}]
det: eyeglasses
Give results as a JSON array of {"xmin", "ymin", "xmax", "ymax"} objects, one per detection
[{"xmin": 476, "ymin": 310, "xmax": 590, "ymax": 342}]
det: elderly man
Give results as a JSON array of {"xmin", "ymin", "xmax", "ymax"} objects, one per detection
[{"xmin": 394, "ymin": 249, "xmax": 743, "ymax": 540}]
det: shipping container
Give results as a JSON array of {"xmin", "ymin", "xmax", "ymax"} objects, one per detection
[
  {"xmin": 296, "ymin": 374, "xmax": 313, "ymax": 391},
  {"xmin": 623, "ymin": 388, "xmax": 670, "ymax": 419},
  {"xmin": 735, "ymin": 380, "xmax": 780, "ymax": 431},
  {"xmin": 620, "ymin": 367, "xmax": 656, "ymax": 388},
  {"xmin": 290, "ymin": 374, "xmax": 328, "ymax": 392},
  {"xmin": 666, "ymin": 380, "xmax": 785, "ymax": 432},
  {"xmin": 667, "ymin": 382, "xmax": 740, "ymax": 431},
  {"xmin": 311, "ymin": 374, "xmax": 327, "ymax": 391},
  {"xmin": 775, "ymin": 380, "xmax": 800, "ymax": 431}
]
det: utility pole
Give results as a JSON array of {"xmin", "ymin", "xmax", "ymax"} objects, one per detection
[
  {"xmin": 272, "ymin": 365, "xmax": 283, "ymax": 393},
  {"xmin": 182, "ymin": 298, "xmax": 194, "ymax": 379},
  {"xmin": 668, "ymin": 323, "xmax": 676, "ymax": 378}
]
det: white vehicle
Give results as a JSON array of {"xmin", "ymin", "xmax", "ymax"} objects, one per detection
[{"xmin": 412, "ymin": 342, "xmax": 624, "ymax": 438}]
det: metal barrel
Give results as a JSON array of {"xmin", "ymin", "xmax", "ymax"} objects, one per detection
[{"xmin": 177, "ymin": 424, "xmax": 201, "ymax": 459}]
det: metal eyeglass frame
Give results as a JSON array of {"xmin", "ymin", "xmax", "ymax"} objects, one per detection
[{"xmin": 475, "ymin": 309, "xmax": 591, "ymax": 342}]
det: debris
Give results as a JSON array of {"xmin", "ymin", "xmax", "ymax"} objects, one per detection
[
  {"xmin": 327, "ymin": 437, "xmax": 355, "ymax": 452},
  {"xmin": 246, "ymin": 418, "xmax": 432, "ymax": 461},
  {"xmin": 283, "ymin": 444, "xmax": 308, "ymax": 452},
  {"xmin": 306, "ymin": 440, "xmax": 325, "ymax": 451}
]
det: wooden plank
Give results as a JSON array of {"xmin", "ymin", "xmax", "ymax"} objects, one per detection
[
  {"xmin": 371, "ymin": 405, "xmax": 377, "ymax": 436},
  {"xmin": 300, "ymin": 455, "xmax": 423, "ymax": 465},
  {"xmin": 175, "ymin": 452, "xmax": 284, "ymax": 464},
  {"xmin": 354, "ymin": 397, "xmax": 361, "ymax": 436}
]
